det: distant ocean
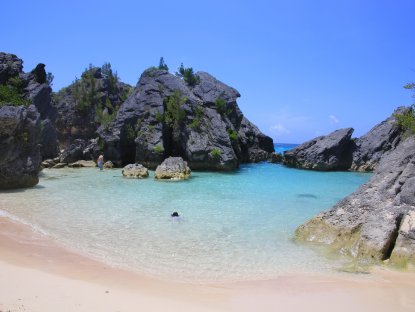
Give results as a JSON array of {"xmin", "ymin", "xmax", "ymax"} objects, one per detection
[{"xmin": 0, "ymin": 143, "xmax": 370, "ymax": 284}]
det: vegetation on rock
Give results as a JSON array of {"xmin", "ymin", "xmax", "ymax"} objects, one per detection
[
  {"xmin": 164, "ymin": 90, "xmax": 187, "ymax": 130},
  {"xmin": 394, "ymin": 83, "xmax": 415, "ymax": 135},
  {"xmin": 176, "ymin": 63, "xmax": 200, "ymax": 86},
  {"xmin": 0, "ymin": 76, "xmax": 29, "ymax": 106},
  {"xmin": 158, "ymin": 57, "xmax": 169, "ymax": 71}
]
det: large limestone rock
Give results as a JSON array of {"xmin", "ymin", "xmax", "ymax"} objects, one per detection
[
  {"xmin": 295, "ymin": 136, "xmax": 415, "ymax": 266},
  {"xmin": 350, "ymin": 107, "xmax": 405, "ymax": 171},
  {"xmin": 122, "ymin": 163, "xmax": 149, "ymax": 178},
  {"xmin": 155, "ymin": 157, "xmax": 191, "ymax": 180},
  {"xmin": 390, "ymin": 209, "xmax": 415, "ymax": 269},
  {"xmin": 53, "ymin": 66, "xmax": 132, "ymax": 147},
  {"xmin": 0, "ymin": 52, "xmax": 59, "ymax": 160},
  {"xmin": 283, "ymin": 128, "xmax": 354, "ymax": 171},
  {"xmin": 98, "ymin": 69, "xmax": 274, "ymax": 170},
  {"xmin": 0, "ymin": 105, "xmax": 41, "ymax": 188}
]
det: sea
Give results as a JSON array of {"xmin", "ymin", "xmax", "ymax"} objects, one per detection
[{"xmin": 0, "ymin": 144, "xmax": 371, "ymax": 283}]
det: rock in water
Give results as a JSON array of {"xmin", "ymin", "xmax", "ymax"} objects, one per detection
[
  {"xmin": 122, "ymin": 163, "xmax": 149, "ymax": 178},
  {"xmin": 0, "ymin": 105, "xmax": 41, "ymax": 188},
  {"xmin": 295, "ymin": 136, "xmax": 415, "ymax": 267},
  {"xmin": 103, "ymin": 161, "xmax": 114, "ymax": 169},
  {"xmin": 283, "ymin": 128, "xmax": 354, "ymax": 171},
  {"xmin": 155, "ymin": 157, "xmax": 191, "ymax": 180},
  {"xmin": 98, "ymin": 69, "xmax": 273, "ymax": 170}
]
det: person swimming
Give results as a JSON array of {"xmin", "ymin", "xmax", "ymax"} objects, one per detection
[{"xmin": 171, "ymin": 212, "xmax": 179, "ymax": 217}]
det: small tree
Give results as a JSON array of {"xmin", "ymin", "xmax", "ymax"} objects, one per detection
[
  {"xmin": 176, "ymin": 63, "xmax": 200, "ymax": 86},
  {"xmin": 394, "ymin": 82, "xmax": 415, "ymax": 135},
  {"xmin": 46, "ymin": 72, "xmax": 54, "ymax": 86},
  {"xmin": 158, "ymin": 57, "xmax": 169, "ymax": 71}
]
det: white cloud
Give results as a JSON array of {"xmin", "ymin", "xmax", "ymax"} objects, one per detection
[
  {"xmin": 329, "ymin": 115, "xmax": 339, "ymax": 124},
  {"xmin": 269, "ymin": 123, "xmax": 291, "ymax": 135}
]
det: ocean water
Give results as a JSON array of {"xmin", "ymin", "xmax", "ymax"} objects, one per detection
[{"xmin": 0, "ymin": 145, "xmax": 371, "ymax": 283}]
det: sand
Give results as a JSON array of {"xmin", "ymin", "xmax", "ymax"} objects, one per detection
[{"xmin": 1, "ymin": 216, "xmax": 415, "ymax": 312}]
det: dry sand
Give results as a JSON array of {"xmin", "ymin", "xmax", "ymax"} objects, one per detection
[{"xmin": 1, "ymin": 216, "xmax": 414, "ymax": 312}]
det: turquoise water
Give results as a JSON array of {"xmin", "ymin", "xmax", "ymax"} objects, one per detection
[{"xmin": 0, "ymin": 156, "xmax": 371, "ymax": 283}]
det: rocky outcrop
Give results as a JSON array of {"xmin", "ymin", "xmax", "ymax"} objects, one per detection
[
  {"xmin": 68, "ymin": 160, "xmax": 96, "ymax": 168},
  {"xmin": 295, "ymin": 136, "xmax": 415, "ymax": 268},
  {"xmin": 0, "ymin": 105, "xmax": 41, "ymax": 188},
  {"xmin": 155, "ymin": 157, "xmax": 191, "ymax": 180},
  {"xmin": 98, "ymin": 69, "xmax": 274, "ymax": 170},
  {"xmin": 283, "ymin": 128, "xmax": 354, "ymax": 171},
  {"xmin": 350, "ymin": 107, "xmax": 405, "ymax": 171},
  {"xmin": 122, "ymin": 163, "xmax": 149, "ymax": 178},
  {"xmin": 53, "ymin": 66, "xmax": 132, "ymax": 147},
  {"xmin": 0, "ymin": 52, "xmax": 59, "ymax": 160}
]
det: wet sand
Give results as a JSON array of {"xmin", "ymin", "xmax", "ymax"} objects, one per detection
[{"xmin": 1, "ymin": 216, "xmax": 414, "ymax": 312}]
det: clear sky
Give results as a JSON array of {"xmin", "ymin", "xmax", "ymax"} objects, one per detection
[{"xmin": 2, "ymin": 0, "xmax": 414, "ymax": 143}]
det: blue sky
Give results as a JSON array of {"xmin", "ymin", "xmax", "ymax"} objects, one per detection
[{"xmin": 2, "ymin": 0, "xmax": 414, "ymax": 143}]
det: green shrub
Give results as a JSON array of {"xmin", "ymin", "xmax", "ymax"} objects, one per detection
[
  {"xmin": 227, "ymin": 128, "xmax": 238, "ymax": 142},
  {"xmin": 158, "ymin": 57, "xmax": 169, "ymax": 71},
  {"xmin": 125, "ymin": 124, "xmax": 136, "ymax": 141},
  {"xmin": 176, "ymin": 63, "xmax": 200, "ymax": 86},
  {"xmin": 189, "ymin": 104, "xmax": 204, "ymax": 130},
  {"xmin": 154, "ymin": 144, "xmax": 165, "ymax": 153},
  {"xmin": 164, "ymin": 90, "xmax": 187, "ymax": 129},
  {"xmin": 155, "ymin": 110, "xmax": 164, "ymax": 123},
  {"xmin": 394, "ymin": 106, "xmax": 415, "ymax": 135},
  {"xmin": 2, "ymin": 76, "xmax": 29, "ymax": 106},
  {"xmin": 215, "ymin": 98, "xmax": 227, "ymax": 115},
  {"xmin": 210, "ymin": 148, "xmax": 221, "ymax": 159}
]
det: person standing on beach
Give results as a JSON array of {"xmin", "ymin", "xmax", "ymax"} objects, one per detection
[{"xmin": 97, "ymin": 155, "xmax": 104, "ymax": 170}]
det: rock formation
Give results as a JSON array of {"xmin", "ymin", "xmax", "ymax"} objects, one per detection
[
  {"xmin": 154, "ymin": 157, "xmax": 191, "ymax": 180},
  {"xmin": 0, "ymin": 105, "xmax": 41, "ymax": 188},
  {"xmin": 283, "ymin": 128, "xmax": 354, "ymax": 170},
  {"xmin": 53, "ymin": 65, "xmax": 132, "ymax": 147},
  {"xmin": 350, "ymin": 107, "xmax": 405, "ymax": 171},
  {"xmin": 0, "ymin": 52, "xmax": 59, "ymax": 160},
  {"xmin": 283, "ymin": 108, "xmax": 405, "ymax": 172},
  {"xmin": 295, "ymin": 135, "xmax": 415, "ymax": 268},
  {"xmin": 122, "ymin": 163, "xmax": 149, "ymax": 178},
  {"xmin": 98, "ymin": 68, "xmax": 274, "ymax": 170}
]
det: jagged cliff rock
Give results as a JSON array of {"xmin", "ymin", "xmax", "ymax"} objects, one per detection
[
  {"xmin": 295, "ymin": 136, "xmax": 415, "ymax": 268},
  {"xmin": 350, "ymin": 107, "xmax": 405, "ymax": 172},
  {"xmin": 283, "ymin": 128, "xmax": 354, "ymax": 171},
  {"xmin": 0, "ymin": 52, "xmax": 59, "ymax": 159},
  {"xmin": 98, "ymin": 68, "xmax": 274, "ymax": 170},
  {"xmin": 0, "ymin": 105, "xmax": 41, "ymax": 189},
  {"xmin": 53, "ymin": 65, "xmax": 132, "ymax": 147}
]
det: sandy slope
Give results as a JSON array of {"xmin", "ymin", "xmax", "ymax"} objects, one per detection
[{"xmin": 1, "ymin": 216, "xmax": 414, "ymax": 312}]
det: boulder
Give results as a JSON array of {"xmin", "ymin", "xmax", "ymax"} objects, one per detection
[
  {"xmin": 52, "ymin": 163, "xmax": 67, "ymax": 169},
  {"xmin": 155, "ymin": 157, "xmax": 191, "ymax": 180},
  {"xmin": 295, "ymin": 136, "xmax": 415, "ymax": 266},
  {"xmin": 41, "ymin": 159, "xmax": 57, "ymax": 168},
  {"xmin": 122, "ymin": 163, "xmax": 149, "ymax": 178},
  {"xmin": 68, "ymin": 160, "xmax": 96, "ymax": 168},
  {"xmin": 98, "ymin": 69, "xmax": 274, "ymax": 170},
  {"xmin": 103, "ymin": 161, "xmax": 113, "ymax": 169},
  {"xmin": 60, "ymin": 139, "xmax": 87, "ymax": 163},
  {"xmin": 283, "ymin": 128, "xmax": 354, "ymax": 171},
  {"xmin": 0, "ymin": 105, "xmax": 41, "ymax": 188},
  {"xmin": 350, "ymin": 107, "xmax": 405, "ymax": 171}
]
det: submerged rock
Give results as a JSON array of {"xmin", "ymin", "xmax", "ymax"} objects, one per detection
[
  {"xmin": 122, "ymin": 163, "xmax": 149, "ymax": 178},
  {"xmin": 295, "ymin": 136, "xmax": 415, "ymax": 267},
  {"xmin": 283, "ymin": 128, "xmax": 354, "ymax": 171},
  {"xmin": 0, "ymin": 105, "xmax": 42, "ymax": 188},
  {"xmin": 155, "ymin": 157, "xmax": 191, "ymax": 180}
]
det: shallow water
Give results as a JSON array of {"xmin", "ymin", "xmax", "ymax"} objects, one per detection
[{"xmin": 0, "ymin": 158, "xmax": 371, "ymax": 283}]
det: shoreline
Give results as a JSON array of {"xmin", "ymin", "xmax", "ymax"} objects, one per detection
[{"xmin": 1, "ymin": 215, "xmax": 415, "ymax": 311}]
